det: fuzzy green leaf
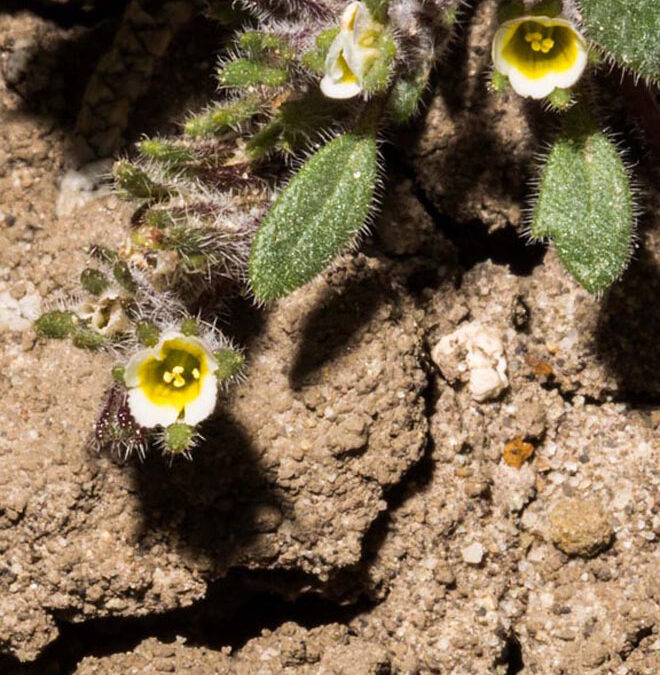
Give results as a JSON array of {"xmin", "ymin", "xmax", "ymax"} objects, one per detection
[
  {"xmin": 246, "ymin": 95, "xmax": 341, "ymax": 158},
  {"xmin": 138, "ymin": 139, "xmax": 194, "ymax": 164},
  {"xmin": 215, "ymin": 347, "xmax": 245, "ymax": 380},
  {"xmin": 136, "ymin": 321, "xmax": 159, "ymax": 347},
  {"xmin": 531, "ymin": 108, "xmax": 634, "ymax": 293},
  {"xmin": 35, "ymin": 311, "xmax": 78, "ymax": 339},
  {"xmin": 112, "ymin": 260, "xmax": 137, "ymax": 294},
  {"xmin": 80, "ymin": 268, "xmax": 109, "ymax": 296},
  {"xmin": 184, "ymin": 97, "xmax": 261, "ymax": 138},
  {"xmin": 497, "ymin": 0, "xmax": 524, "ymax": 23},
  {"xmin": 364, "ymin": 0, "xmax": 389, "ymax": 24},
  {"xmin": 362, "ymin": 33, "xmax": 397, "ymax": 94},
  {"xmin": 162, "ymin": 423, "xmax": 198, "ymax": 454},
  {"xmin": 545, "ymin": 87, "xmax": 574, "ymax": 111},
  {"xmin": 249, "ymin": 131, "xmax": 378, "ymax": 301},
  {"xmin": 113, "ymin": 161, "xmax": 171, "ymax": 201},
  {"xmin": 72, "ymin": 328, "xmax": 106, "ymax": 350},
  {"xmin": 237, "ymin": 31, "xmax": 294, "ymax": 61},
  {"xmin": 387, "ymin": 70, "xmax": 428, "ymax": 123},
  {"xmin": 219, "ymin": 59, "xmax": 289, "ymax": 87},
  {"xmin": 579, "ymin": 0, "xmax": 660, "ymax": 84}
]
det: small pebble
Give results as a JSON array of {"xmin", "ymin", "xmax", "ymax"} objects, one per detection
[{"xmin": 461, "ymin": 542, "xmax": 485, "ymax": 565}]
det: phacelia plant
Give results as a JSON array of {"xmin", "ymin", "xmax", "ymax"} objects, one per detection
[{"xmin": 37, "ymin": 0, "xmax": 658, "ymax": 459}]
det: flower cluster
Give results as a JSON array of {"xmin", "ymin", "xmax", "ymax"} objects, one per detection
[
  {"xmin": 91, "ymin": 322, "xmax": 245, "ymax": 458},
  {"xmin": 35, "ymin": 0, "xmax": 644, "ymax": 464}
]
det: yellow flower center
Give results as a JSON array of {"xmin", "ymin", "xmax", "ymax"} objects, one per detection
[
  {"xmin": 337, "ymin": 51, "xmax": 358, "ymax": 84},
  {"xmin": 162, "ymin": 364, "xmax": 201, "ymax": 388},
  {"xmin": 138, "ymin": 339, "xmax": 208, "ymax": 408},
  {"xmin": 501, "ymin": 19, "xmax": 579, "ymax": 79},
  {"xmin": 524, "ymin": 30, "xmax": 554, "ymax": 54}
]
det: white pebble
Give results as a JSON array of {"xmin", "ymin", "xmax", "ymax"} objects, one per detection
[{"xmin": 461, "ymin": 542, "xmax": 484, "ymax": 565}]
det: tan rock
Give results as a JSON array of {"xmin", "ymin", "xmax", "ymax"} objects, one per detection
[{"xmin": 549, "ymin": 498, "xmax": 613, "ymax": 557}]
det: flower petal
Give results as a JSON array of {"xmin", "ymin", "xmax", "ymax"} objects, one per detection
[
  {"xmin": 182, "ymin": 373, "xmax": 217, "ymax": 425},
  {"xmin": 340, "ymin": 1, "xmax": 361, "ymax": 31},
  {"xmin": 128, "ymin": 387, "xmax": 180, "ymax": 428},
  {"xmin": 508, "ymin": 69, "xmax": 556, "ymax": 99},
  {"xmin": 125, "ymin": 346, "xmax": 158, "ymax": 387},
  {"xmin": 320, "ymin": 74, "xmax": 362, "ymax": 98},
  {"xmin": 321, "ymin": 32, "xmax": 362, "ymax": 99}
]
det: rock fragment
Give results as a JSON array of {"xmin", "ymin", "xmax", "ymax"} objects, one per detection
[
  {"xmin": 461, "ymin": 542, "xmax": 485, "ymax": 565},
  {"xmin": 549, "ymin": 498, "xmax": 613, "ymax": 557},
  {"xmin": 431, "ymin": 322, "xmax": 508, "ymax": 402}
]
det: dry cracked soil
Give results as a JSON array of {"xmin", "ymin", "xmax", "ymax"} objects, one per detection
[{"xmin": 0, "ymin": 1, "xmax": 658, "ymax": 674}]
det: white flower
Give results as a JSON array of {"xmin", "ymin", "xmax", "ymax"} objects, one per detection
[
  {"xmin": 78, "ymin": 290, "xmax": 130, "ymax": 337},
  {"xmin": 320, "ymin": 1, "xmax": 382, "ymax": 99},
  {"xmin": 124, "ymin": 331, "xmax": 219, "ymax": 428},
  {"xmin": 492, "ymin": 15, "xmax": 588, "ymax": 100}
]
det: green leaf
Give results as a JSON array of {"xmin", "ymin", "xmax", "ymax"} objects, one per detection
[
  {"xmin": 80, "ymin": 268, "xmax": 109, "ymax": 296},
  {"xmin": 137, "ymin": 139, "xmax": 194, "ymax": 164},
  {"xmin": 545, "ymin": 87, "xmax": 574, "ymax": 111},
  {"xmin": 246, "ymin": 94, "xmax": 341, "ymax": 159},
  {"xmin": 162, "ymin": 423, "xmax": 199, "ymax": 455},
  {"xmin": 387, "ymin": 69, "xmax": 429, "ymax": 123},
  {"xmin": 531, "ymin": 108, "xmax": 634, "ymax": 293},
  {"xmin": 249, "ymin": 131, "xmax": 378, "ymax": 301},
  {"xmin": 218, "ymin": 59, "xmax": 289, "ymax": 87},
  {"xmin": 362, "ymin": 33, "xmax": 397, "ymax": 94},
  {"xmin": 579, "ymin": 0, "xmax": 660, "ymax": 84},
  {"xmin": 35, "ymin": 311, "xmax": 78, "ymax": 339},
  {"xmin": 364, "ymin": 0, "xmax": 389, "ymax": 24},
  {"xmin": 184, "ymin": 96, "xmax": 261, "ymax": 138},
  {"xmin": 237, "ymin": 31, "xmax": 294, "ymax": 61},
  {"xmin": 113, "ymin": 161, "xmax": 171, "ymax": 201},
  {"xmin": 72, "ymin": 328, "xmax": 106, "ymax": 350},
  {"xmin": 136, "ymin": 321, "xmax": 160, "ymax": 347},
  {"xmin": 214, "ymin": 347, "xmax": 245, "ymax": 380},
  {"xmin": 529, "ymin": 0, "xmax": 561, "ymax": 17},
  {"xmin": 112, "ymin": 260, "xmax": 137, "ymax": 294}
]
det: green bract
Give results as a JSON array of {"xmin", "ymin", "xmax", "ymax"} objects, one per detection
[
  {"xmin": 162, "ymin": 423, "xmax": 197, "ymax": 454},
  {"xmin": 531, "ymin": 108, "xmax": 634, "ymax": 293},
  {"xmin": 249, "ymin": 131, "xmax": 378, "ymax": 301}
]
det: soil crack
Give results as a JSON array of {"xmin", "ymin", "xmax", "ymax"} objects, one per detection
[{"xmin": 0, "ymin": 574, "xmax": 374, "ymax": 674}]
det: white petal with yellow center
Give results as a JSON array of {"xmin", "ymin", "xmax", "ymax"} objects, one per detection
[
  {"xmin": 492, "ymin": 15, "xmax": 588, "ymax": 99},
  {"xmin": 124, "ymin": 331, "xmax": 219, "ymax": 429},
  {"xmin": 182, "ymin": 369, "xmax": 218, "ymax": 425},
  {"xmin": 321, "ymin": 34, "xmax": 362, "ymax": 99},
  {"xmin": 320, "ymin": 1, "xmax": 381, "ymax": 100},
  {"xmin": 128, "ymin": 388, "xmax": 180, "ymax": 428}
]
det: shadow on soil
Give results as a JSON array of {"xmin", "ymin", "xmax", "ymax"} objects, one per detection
[
  {"xmin": 288, "ymin": 262, "xmax": 393, "ymax": 389},
  {"xmin": 596, "ymin": 244, "xmax": 660, "ymax": 404},
  {"xmin": 1, "ymin": 3, "xmax": 218, "ymax": 162},
  {"xmin": 130, "ymin": 410, "xmax": 283, "ymax": 569}
]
